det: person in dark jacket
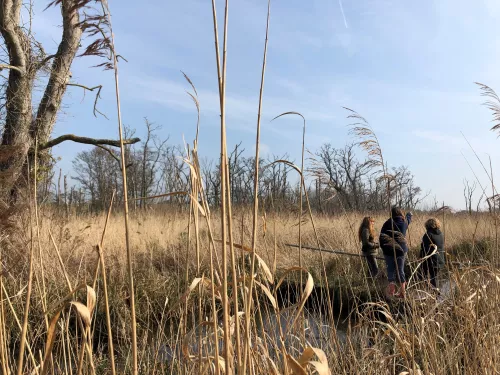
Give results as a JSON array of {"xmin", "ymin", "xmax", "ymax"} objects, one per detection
[
  {"xmin": 379, "ymin": 207, "xmax": 412, "ymax": 297},
  {"xmin": 420, "ymin": 218, "xmax": 445, "ymax": 288},
  {"xmin": 358, "ymin": 217, "xmax": 380, "ymax": 278}
]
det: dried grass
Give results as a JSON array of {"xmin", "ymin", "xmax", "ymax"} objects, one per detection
[
  {"xmin": 0, "ymin": 207, "xmax": 499, "ymax": 374},
  {"xmin": 1, "ymin": 3, "xmax": 499, "ymax": 375}
]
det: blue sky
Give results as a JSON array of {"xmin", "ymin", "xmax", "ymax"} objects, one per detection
[{"xmin": 30, "ymin": 0, "xmax": 500, "ymax": 210}]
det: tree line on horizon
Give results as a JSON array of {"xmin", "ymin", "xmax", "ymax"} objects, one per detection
[{"xmin": 39, "ymin": 119, "xmax": 430, "ymax": 215}]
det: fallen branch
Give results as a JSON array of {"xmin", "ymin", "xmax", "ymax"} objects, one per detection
[
  {"xmin": 132, "ymin": 191, "xmax": 187, "ymax": 201},
  {"xmin": 39, "ymin": 134, "xmax": 140, "ymax": 150},
  {"xmin": 286, "ymin": 243, "xmax": 486, "ymax": 268},
  {"xmin": 285, "ymin": 243, "xmax": 385, "ymax": 260}
]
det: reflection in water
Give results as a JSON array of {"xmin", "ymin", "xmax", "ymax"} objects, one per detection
[
  {"xmin": 154, "ymin": 310, "xmax": 350, "ymax": 363},
  {"xmin": 154, "ymin": 278, "xmax": 455, "ymax": 364}
]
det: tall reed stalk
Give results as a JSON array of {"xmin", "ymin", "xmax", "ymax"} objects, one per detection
[
  {"xmin": 243, "ymin": 1, "xmax": 271, "ymax": 373},
  {"xmin": 188, "ymin": 79, "xmax": 205, "ymax": 363},
  {"xmin": 225, "ymin": 161, "xmax": 242, "ymax": 368},
  {"xmin": 0, "ymin": 238, "xmax": 7, "ymax": 375},
  {"xmin": 271, "ymin": 112, "xmax": 306, "ymax": 277},
  {"xmin": 210, "ymin": 0, "xmax": 232, "ymax": 372},
  {"xmin": 15, "ymin": 157, "xmax": 36, "ymax": 375},
  {"xmin": 346, "ymin": 109, "xmax": 397, "ymax": 295},
  {"xmin": 183, "ymin": 150, "xmax": 194, "ymax": 373},
  {"xmin": 489, "ymin": 157, "xmax": 498, "ymax": 264},
  {"xmin": 270, "ymin": 111, "xmax": 307, "ymax": 342},
  {"xmin": 101, "ymin": 1, "xmax": 138, "ymax": 373},
  {"xmin": 93, "ymin": 191, "xmax": 116, "ymax": 375},
  {"xmin": 219, "ymin": 0, "xmax": 233, "ymax": 371}
]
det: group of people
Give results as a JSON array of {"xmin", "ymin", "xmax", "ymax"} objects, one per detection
[{"xmin": 358, "ymin": 207, "xmax": 445, "ymax": 298}]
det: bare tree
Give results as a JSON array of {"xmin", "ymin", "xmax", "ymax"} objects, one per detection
[
  {"xmin": 68, "ymin": 138, "xmax": 426, "ymax": 215},
  {"xmin": 227, "ymin": 143, "xmax": 246, "ymax": 204},
  {"xmin": 312, "ymin": 143, "xmax": 371, "ymax": 211},
  {"xmin": 261, "ymin": 154, "xmax": 292, "ymax": 210},
  {"xmin": 202, "ymin": 158, "xmax": 221, "ymax": 207},
  {"xmin": 158, "ymin": 144, "xmax": 189, "ymax": 205},
  {"xmin": 391, "ymin": 166, "xmax": 426, "ymax": 210},
  {"xmin": 72, "ymin": 147, "xmax": 121, "ymax": 212},
  {"xmin": 464, "ymin": 178, "xmax": 477, "ymax": 215},
  {"xmin": 311, "ymin": 143, "xmax": 424, "ymax": 213},
  {"xmin": 0, "ymin": 1, "xmax": 139, "ymax": 224},
  {"xmin": 137, "ymin": 119, "xmax": 167, "ymax": 207}
]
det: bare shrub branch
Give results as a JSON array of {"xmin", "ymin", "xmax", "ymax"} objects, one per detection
[{"xmin": 39, "ymin": 134, "xmax": 140, "ymax": 150}]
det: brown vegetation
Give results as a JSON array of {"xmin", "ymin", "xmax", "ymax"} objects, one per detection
[
  {"xmin": 0, "ymin": 208, "xmax": 499, "ymax": 374},
  {"xmin": 1, "ymin": 1, "xmax": 500, "ymax": 374}
]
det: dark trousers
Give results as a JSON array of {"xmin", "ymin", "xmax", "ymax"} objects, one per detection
[
  {"xmin": 384, "ymin": 254, "xmax": 406, "ymax": 283},
  {"xmin": 363, "ymin": 252, "xmax": 379, "ymax": 277},
  {"xmin": 421, "ymin": 255, "xmax": 439, "ymax": 288}
]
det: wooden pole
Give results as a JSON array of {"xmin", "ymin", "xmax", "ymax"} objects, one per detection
[{"xmin": 285, "ymin": 243, "xmax": 385, "ymax": 260}]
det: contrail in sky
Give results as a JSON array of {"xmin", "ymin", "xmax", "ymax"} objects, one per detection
[{"xmin": 338, "ymin": 0, "xmax": 348, "ymax": 28}]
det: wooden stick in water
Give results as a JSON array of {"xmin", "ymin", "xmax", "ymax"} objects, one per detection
[{"xmin": 285, "ymin": 243, "xmax": 385, "ymax": 260}]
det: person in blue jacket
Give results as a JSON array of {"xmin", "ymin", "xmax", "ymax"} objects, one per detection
[{"xmin": 379, "ymin": 207, "xmax": 412, "ymax": 297}]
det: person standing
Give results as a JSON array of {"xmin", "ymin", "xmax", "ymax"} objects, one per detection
[
  {"xmin": 358, "ymin": 217, "xmax": 380, "ymax": 278},
  {"xmin": 379, "ymin": 207, "xmax": 413, "ymax": 298},
  {"xmin": 420, "ymin": 218, "xmax": 445, "ymax": 289}
]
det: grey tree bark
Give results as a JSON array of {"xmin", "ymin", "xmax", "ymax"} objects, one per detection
[{"xmin": 0, "ymin": 0, "xmax": 139, "ymax": 225}]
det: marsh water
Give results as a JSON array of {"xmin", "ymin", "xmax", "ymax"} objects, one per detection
[{"xmin": 151, "ymin": 278, "xmax": 454, "ymax": 365}]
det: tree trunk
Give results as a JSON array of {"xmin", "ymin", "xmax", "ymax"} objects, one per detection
[
  {"xmin": 0, "ymin": 1, "xmax": 82, "ymax": 221},
  {"xmin": 0, "ymin": 1, "xmax": 33, "ymax": 207},
  {"xmin": 0, "ymin": 1, "xmax": 142, "ymax": 230}
]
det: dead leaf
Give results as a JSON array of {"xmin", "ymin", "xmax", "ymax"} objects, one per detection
[
  {"xmin": 40, "ymin": 310, "xmax": 62, "ymax": 375},
  {"xmin": 298, "ymin": 347, "xmax": 315, "ymax": 367},
  {"xmin": 70, "ymin": 301, "xmax": 91, "ymax": 327},
  {"xmin": 190, "ymin": 195, "xmax": 206, "ymax": 217},
  {"xmin": 86, "ymin": 285, "xmax": 96, "ymax": 316},
  {"xmin": 287, "ymin": 354, "xmax": 307, "ymax": 375},
  {"xmin": 310, "ymin": 361, "xmax": 331, "ymax": 375},
  {"xmin": 256, "ymin": 253, "xmax": 274, "ymax": 283},
  {"xmin": 254, "ymin": 280, "xmax": 277, "ymax": 309}
]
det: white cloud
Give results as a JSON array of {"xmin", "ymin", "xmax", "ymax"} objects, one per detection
[
  {"xmin": 412, "ymin": 130, "xmax": 463, "ymax": 147},
  {"xmin": 294, "ymin": 31, "xmax": 324, "ymax": 49},
  {"xmin": 125, "ymin": 75, "xmax": 338, "ymax": 127},
  {"xmin": 259, "ymin": 143, "xmax": 270, "ymax": 156},
  {"xmin": 274, "ymin": 78, "xmax": 305, "ymax": 95}
]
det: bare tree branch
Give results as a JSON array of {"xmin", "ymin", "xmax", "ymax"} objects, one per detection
[
  {"xmin": 39, "ymin": 134, "xmax": 140, "ymax": 150},
  {"xmin": 36, "ymin": 54, "xmax": 57, "ymax": 69},
  {"xmin": 0, "ymin": 64, "xmax": 25, "ymax": 75},
  {"xmin": 0, "ymin": 2, "xmax": 26, "ymax": 73},
  {"xmin": 31, "ymin": 0, "xmax": 83, "ymax": 142},
  {"xmin": 66, "ymin": 82, "xmax": 107, "ymax": 118},
  {"xmin": 95, "ymin": 144, "xmax": 133, "ymax": 169},
  {"xmin": 95, "ymin": 144, "xmax": 120, "ymax": 162}
]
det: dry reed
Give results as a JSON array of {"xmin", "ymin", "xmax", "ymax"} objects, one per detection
[{"xmin": 1, "ymin": 4, "xmax": 500, "ymax": 375}]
